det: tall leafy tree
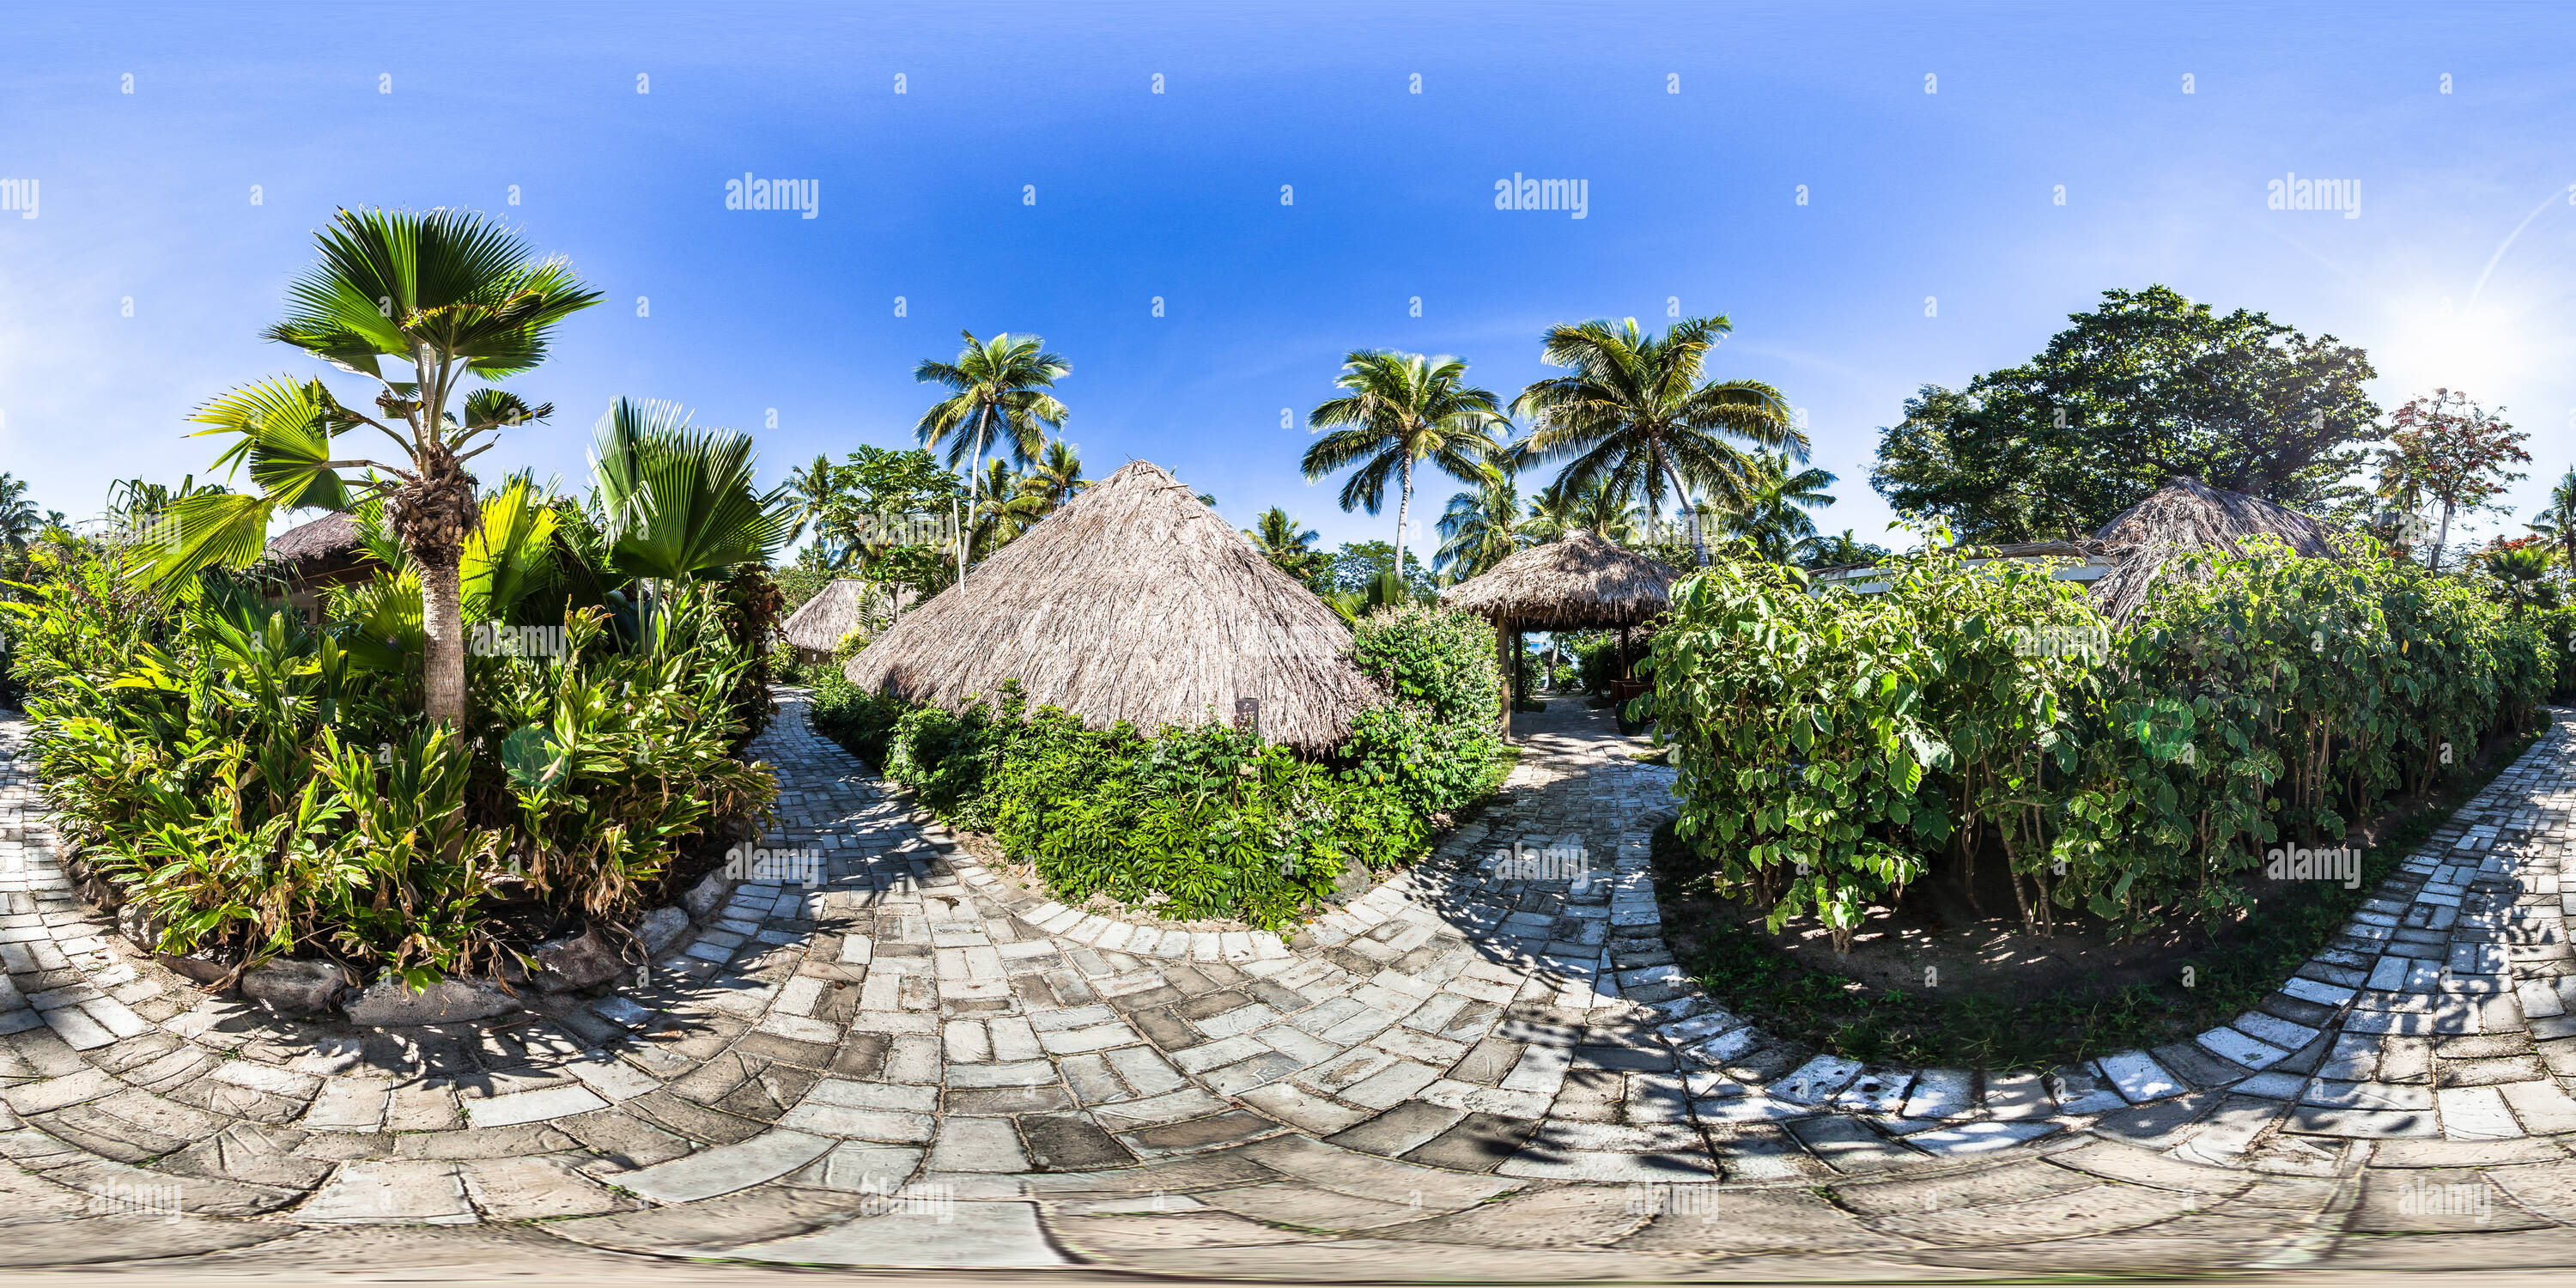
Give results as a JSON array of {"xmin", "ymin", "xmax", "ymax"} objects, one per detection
[
  {"xmin": 1434, "ymin": 468, "xmax": 1525, "ymax": 578},
  {"xmin": 1871, "ymin": 286, "xmax": 2382, "ymax": 542},
  {"xmin": 151, "ymin": 207, "xmax": 600, "ymax": 724},
  {"xmin": 1512, "ymin": 315, "xmax": 1802, "ymax": 567},
  {"xmin": 2378, "ymin": 389, "xmax": 2530, "ymax": 572},
  {"xmin": 1302, "ymin": 350, "xmax": 1510, "ymax": 574}
]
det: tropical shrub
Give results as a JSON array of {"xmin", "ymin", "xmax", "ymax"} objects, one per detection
[
  {"xmin": 1650, "ymin": 536, "xmax": 2556, "ymax": 946},
  {"xmin": 3, "ymin": 547, "xmax": 775, "ymax": 985}
]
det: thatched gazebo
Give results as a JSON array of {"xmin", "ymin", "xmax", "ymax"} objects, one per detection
[
  {"xmin": 263, "ymin": 512, "xmax": 374, "ymax": 622},
  {"xmin": 842, "ymin": 461, "xmax": 1382, "ymax": 753},
  {"xmin": 2089, "ymin": 477, "xmax": 2340, "ymax": 622},
  {"xmin": 781, "ymin": 580, "xmax": 879, "ymax": 662},
  {"xmin": 1439, "ymin": 531, "xmax": 1681, "ymax": 738}
]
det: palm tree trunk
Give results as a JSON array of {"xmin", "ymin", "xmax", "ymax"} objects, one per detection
[
  {"xmin": 1393, "ymin": 456, "xmax": 1414, "ymax": 585},
  {"xmin": 1665, "ymin": 462, "xmax": 1707, "ymax": 567},
  {"xmin": 422, "ymin": 559, "xmax": 466, "ymax": 724}
]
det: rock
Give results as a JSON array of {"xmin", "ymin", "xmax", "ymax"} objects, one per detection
[
  {"xmin": 343, "ymin": 976, "xmax": 521, "ymax": 1026},
  {"xmin": 683, "ymin": 870, "xmax": 732, "ymax": 921},
  {"xmin": 240, "ymin": 959, "xmax": 352, "ymax": 1018},
  {"xmin": 114, "ymin": 901, "xmax": 165, "ymax": 953},
  {"xmin": 532, "ymin": 924, "xmax": 626, "ymax": 993},
  {"xmin": 156, "ymin": 951, "xmax": 230, "ymax": 985},
  {"xmin": 636, "ymin": 906, "xmax": 690, "ymax": 957},
  {"xmin": 1329, "ymin": 854, "xmax": 1373, "ymax": 902}
]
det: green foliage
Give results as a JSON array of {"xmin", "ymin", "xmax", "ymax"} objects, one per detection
[
  {"xmin": 2, "ymin": 548, "xmax": 775, "ymax": 980},
  {"xmin": 1650, "ymin": 535, "xmax": 2556, "ymax": 946},
  {"xmin": 1350, "ymin": 602, "xmax": 1501, "ymax": 730}
]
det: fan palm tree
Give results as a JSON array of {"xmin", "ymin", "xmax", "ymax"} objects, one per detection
[
  {"xmin": 1512, "ymin": 315, "xmax": 1804, "ymax": 567},
  {"xmin": 589, "ymin": 398, "xmax": 795, "ymax": 587},
  {"xmin": 1524, "ymin": 476, "xmax": 1641, "ymax": 545},
  {"xmin": 1435, "ymin": 467, "xmax": 1525, "ymax": 578},
  {"xmin": 915, "ymin": 331, "xmax": 1069, "ymax": 581},
  {"xmin": 144, "ymin": 207, "xmax": 600, "ymax": 724},
  {"xmin": 1018, "ymin": 440, "xmax": 1088, "ymax": 513},
  {"xmin": 1244, "ymin": 507, "xmax": 1325, "ymax": 586},
  {"xmin": 2527, "ymin": 465, "xmax": 2576, "ymax": 572},
  {"xmin": 1726, "ymin": 450, "xmax": 1839, "ymax": 563},
  {"xmin": 1302, "ymin": 350, "xmax": 1510, "ymax": 574}
]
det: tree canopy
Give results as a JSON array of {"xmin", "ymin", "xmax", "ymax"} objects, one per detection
[{"xmin": 1870, "ymin": 286, "xmax": 2381, "ymax": 542}]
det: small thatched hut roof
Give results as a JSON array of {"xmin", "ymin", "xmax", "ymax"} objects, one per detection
[
  {"xmin": 265, "ymin": 512, "xmax": 364, "ymax": 567},
  {"xmin": 782, "ymin": 580, "xmax": 878, "ymax": 654},
  {"xmin": 842, "ymin": 460, "xmax": 1382, "ymax": 752},
  {"xmin": 2088, "ymin": 477, "xmax": 2341, "ymax": 622},
  {"xmin": 1438, "ymin": 531, "xmax": 1680, "ymax": 630}
]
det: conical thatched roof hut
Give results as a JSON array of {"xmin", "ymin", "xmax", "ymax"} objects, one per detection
[
  {"xmin": 842, "ymin": 460, "xmax": 1382, "ymax": 752},
  {"xmin": 782, "ymin": 580, "xmax": 878, "ymax": 657},
  {"xmin": 2088, "ymin": 477, "xmax": 2341, "ymax": 622},
  {"xmin": 1439, "ymin": 532, "xmax": 1680, "ymax": 631},
  {"xmin": 265, "ymin": 512, "xmax": 365, "ymax": 568}
]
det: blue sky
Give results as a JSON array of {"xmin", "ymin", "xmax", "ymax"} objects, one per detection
[{"xmin": 3, "ymin": 0, "xmax": 2573, "ymax": 556}]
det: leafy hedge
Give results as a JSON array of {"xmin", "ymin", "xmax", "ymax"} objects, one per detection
[
  {"xmin": 1650, "ymin": 537, "xmax": 2558, "ymax": 946},
  {"xmin": 806, "ymin": 603, "xmax": 1506, "ymax": 929},
  {"xmin": 4, "ymin": 554, "xmax": 775, "ymax": 986}
]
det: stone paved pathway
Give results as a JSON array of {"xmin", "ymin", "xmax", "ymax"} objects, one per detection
[{"xmin": 2, "ymin": 695, "xmax": 2574, "ymax": 1277}]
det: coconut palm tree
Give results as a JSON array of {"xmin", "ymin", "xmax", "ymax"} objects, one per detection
[
  {"xmin": 1512, "ymin": 315, "xmax": 1804, "ymax": 568},
  {"xmin": 1434, "ymin": 468, "xmax": 1525, "ymax": 578},
  {"xmin": 1302, "ymin": 350, "xmax": 1510, "ymax": 574},
  {"xmin": 969, "ymin": 459, "xmax": 1049, "ymax": 559},
  {"xmin": 1244, "ymin": 507, "xmax": 1326, "ymax": 586},
  {"xmin": 783, "ymin": 453, "xmax": 845, "ymax": 554},
  {"xmin": 915, "ymin": 331, "xmax": 1069, "ymax": 580},
  {"xmin": 589, "ymin": 398, "xmax": 795, "ymax": 587},
  {"xmin": 2526, "ymin": 465, "xmax": 2576, "ymax": 572},
  {"xmin": 0, "ymin": 474, "xmax": 41, "ymax": 551},
  {"xmin": 1018, "ymin": 440, "xmax": 1089, "ymax": 514},
  {"xmin": 146, "ymin": 207, "xmax": 600, "ymax": 724},
  {"xmin": 1726, "ymin": 450, "xmax": 1839, "ymax": 563},
  {"xmin": 1523, "ymin": 476, "xmax": 1641, "ymax": 545}
]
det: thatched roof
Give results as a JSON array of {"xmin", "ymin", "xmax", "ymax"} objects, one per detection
[
  {"xmin": 265, "ymin": 512, "xmax": 364, "ymax": 566},
  {"xmin": 841, "ymin": 460, "xmax": 1382, "ymax": 752},
  {"xmin": 2088, "ymin": 477, "xmax": 2341, "ymax": 622},
  {"xmin": 1438, "ymin": 531, "xmax": 1680, "ymax": 631},
  {"xmin": 782, "ymin": 580, "xmax": 878, "ymax": 653}
]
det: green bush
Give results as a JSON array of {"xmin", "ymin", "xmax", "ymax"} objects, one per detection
[
  {"xmin": 1568, "ymin": 631, "xmax": 1627, "ymax": 694},
  {"xmin": 1352, "ymin": 602, "xmax": 1501, "ymax": 729},
  {"xmin": 1649, "ymin": 535, "xmax": 2557, "ymax": 946},
  {"xmin": 807, "ymin": 671, "xmax": 908, "ymax": 766},
  {"xmin": 3, "ymin": 552, "xmax": 775, "ymax": 985}
]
